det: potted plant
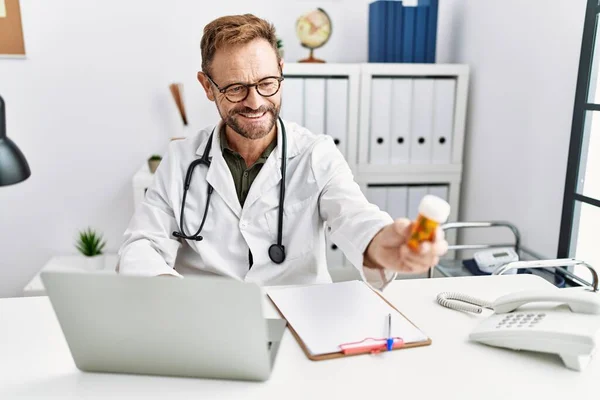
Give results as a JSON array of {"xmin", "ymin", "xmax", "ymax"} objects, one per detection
[
  {"xmin": 75, "ymin": 228, "xmax": 107, "ymax": 270},
  {"xmin": 148, "ymin": 154, "xmax": 162, "ymax": 173}
]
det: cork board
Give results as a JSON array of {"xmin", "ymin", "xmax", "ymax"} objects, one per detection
[{"xmin": 0, "ymin": 0, "xmax": 26, "ymax": 56}]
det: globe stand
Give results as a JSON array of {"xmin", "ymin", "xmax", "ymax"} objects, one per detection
[{"xmin": 299, "ymin": 48, "xmax": 325, "ymax": 63}]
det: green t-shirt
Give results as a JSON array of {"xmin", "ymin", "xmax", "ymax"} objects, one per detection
[{"xmin": 220, "ymin": 129, "xmax": 277, "ymax": 207}]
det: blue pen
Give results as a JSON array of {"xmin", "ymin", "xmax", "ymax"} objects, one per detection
[{"xmin": 386, "ymin": 313, "xmax": 393, "ymax": 351}]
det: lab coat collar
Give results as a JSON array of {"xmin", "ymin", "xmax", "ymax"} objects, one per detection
[
  {"xmin": 197, "ymin": 118, "xmax": 300, "ymax": 215},
  {"xmin": 204, "ymin": 121, "xmax": 242, "ymax": 218},
  {"xmin": 194, "ymin": 117, "xmax": 300, "ymax": 159}
]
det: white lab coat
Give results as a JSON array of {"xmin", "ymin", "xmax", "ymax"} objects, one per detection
[{"xmin": 118, "ymin": 119, "xmax": 395, "ymax": 289}]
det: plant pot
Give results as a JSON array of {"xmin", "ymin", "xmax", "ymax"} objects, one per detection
[
  {"xmin": 148, "ymin": 159, "xmax": 161, "ymax": 174},
  {"xmin": 80, "ymin": 254, "xmax": 105, "ymax": 271}
]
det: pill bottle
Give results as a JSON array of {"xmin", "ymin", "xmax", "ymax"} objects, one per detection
[{"xmin": 407, "ymin": 195, "xmax": 451, "ymax": 252}]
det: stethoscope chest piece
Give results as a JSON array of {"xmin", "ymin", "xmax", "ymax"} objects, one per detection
[{"xmin": 268, "ymin": 244, "xmax": 286, "ymax": 264}]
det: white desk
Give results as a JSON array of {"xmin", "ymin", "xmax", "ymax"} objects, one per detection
[{"xmin": 1, "ymin": 275, "xmax": 597, "ymax": 399}]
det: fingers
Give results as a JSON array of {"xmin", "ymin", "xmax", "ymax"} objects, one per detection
[
  {"xmin": 392, "ymin": 218, "xmax": 412, "ymax": 238},
  {"xmin": 401, "ymin": 246, "xmax": 439, "ymax": 273}
]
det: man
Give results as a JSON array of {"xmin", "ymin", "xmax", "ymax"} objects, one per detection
[{"xmin": 118, "ymin": 14, "xmax": 448, "ymax": 290}]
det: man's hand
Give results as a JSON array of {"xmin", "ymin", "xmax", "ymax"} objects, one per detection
[{"xmin": 364, "ymin": 218, "xmax": 448, "ymax": 274}]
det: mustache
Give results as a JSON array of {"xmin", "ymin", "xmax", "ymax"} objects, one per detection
[{"xmin": 230, "ymin": 105, "xmax": 275, "ymax": 116}]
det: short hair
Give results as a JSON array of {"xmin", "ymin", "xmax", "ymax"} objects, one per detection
[{"xmin": 201, "ymin": 14, "xmax": 280, "ymax": 74}]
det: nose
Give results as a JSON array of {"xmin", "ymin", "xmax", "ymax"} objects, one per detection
[{"xmin": 241, "ymin": 86, "xmax": 265, "ymax": 110}]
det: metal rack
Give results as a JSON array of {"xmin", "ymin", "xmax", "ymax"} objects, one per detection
[{"xmin": 433, "ymin": 221, "xmax": 596, "ymax": 290}]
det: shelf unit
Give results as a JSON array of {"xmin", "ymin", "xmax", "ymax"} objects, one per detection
[{"xmin": 282, "ymin": 63, "xmax": 469, "ymax": 269}]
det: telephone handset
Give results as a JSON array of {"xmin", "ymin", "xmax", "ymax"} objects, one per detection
[{"xmin": 437, "ymin": 289, "xmax": 600, "ymax": 371}]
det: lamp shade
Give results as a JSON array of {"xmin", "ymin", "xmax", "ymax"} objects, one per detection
[{"xmin": 0, "ymin": 95, "xmax": 31, "ymax": 186}]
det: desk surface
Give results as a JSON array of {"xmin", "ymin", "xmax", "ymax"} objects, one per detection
[{"xmin": 1, "ymin": 275, "xmax": 597, "ymax": 399}]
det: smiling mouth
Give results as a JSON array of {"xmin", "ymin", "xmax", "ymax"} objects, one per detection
[{"xmin": 238, "ymin": 112, "xmax": 267, "ymax": 120}]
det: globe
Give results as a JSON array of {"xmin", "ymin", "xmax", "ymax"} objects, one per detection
[{"xmin": 296, "ymin": 8, "xmax": 332, "ymax": 63}]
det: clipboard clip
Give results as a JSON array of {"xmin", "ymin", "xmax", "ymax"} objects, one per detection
[{"xmin": 339, "ymin": 337, "xmax": 405, "ymax": 355}]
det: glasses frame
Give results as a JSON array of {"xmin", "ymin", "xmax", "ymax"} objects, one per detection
[{"xmin": 204, "ymin": 72, "xmax": 285, "ymax": 103}]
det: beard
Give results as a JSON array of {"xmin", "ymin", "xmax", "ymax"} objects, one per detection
[{"xmin": 220, "ymin": 103, "xmax": 280, "ymax": 140}]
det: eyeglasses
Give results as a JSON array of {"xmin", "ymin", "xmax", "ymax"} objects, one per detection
[{"xmin": 204, "ymin": 73, "xmax": 285, "ymax": 103}]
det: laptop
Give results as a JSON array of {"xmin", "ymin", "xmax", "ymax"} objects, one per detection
[{"xmin": 40, "ymin": 271, "xmax": 287, "ymax": 381}]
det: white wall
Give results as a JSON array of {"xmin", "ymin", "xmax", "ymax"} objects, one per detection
[
  {"xmin": 448, "ymin": 0, "xmax": 586, "ymax": 258},
  {"xmin": 0, "ymin": 0, "xmax": 586, "ymax": 297}
]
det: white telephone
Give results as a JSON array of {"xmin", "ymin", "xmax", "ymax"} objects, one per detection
[{"xmin": 438, "ymin": 286, "xmax": 600, "ymax": 371}]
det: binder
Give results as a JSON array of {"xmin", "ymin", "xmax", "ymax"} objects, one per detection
[
  {"xmin": 393, "ymin": 2, "xmax": 404, "ymax": 62},
  {"xmin": 385, "ymin": 0, "xmax": 396, "ymax": 62},
  {"xmin": 426, "ymin": 0, "xmax": 439, "ymax": 62},
  {"xmin": 325, "ymin": 232, "xmax": 345, "ymax": 269},
  {"xmin": 431, "ymin": 78, "xmax": 456, "ymax": 164},
  {"xmin": 304, "ymin": 78, "xmax": 326, "ymax": 135},
  {"xmin": 369, "ymin": 78, "xmax": 392, "ymax": 164},
  {"xmin": 428, "ymin": 185, "xmax": 449, "ymax": 202},
  {"xmin": 267, "ymin": 280, "xmax": 431, "ymax": 360},
  {"xmin": 281, "ymin": 77, "xmax": 304, "ymax": 125},
  {"xmin": 402, "ymin": 6, "xmax": 416, "ymax": 63},
  {"xmin": 368, "ymin": 1, "xmax": 387, "ymax": 62},
  {"xmin": 407, "ymin": 186, "xmax": 428, "ymax": 220},
  {"xmin": 325, "ymin": 78, "xmax": 349, "ymax": 159},
  {"xmin": 414, "ymin": 5, "xmax": 429, "ymax": 63},
  {"xmin": 368, "ymin": 2, "xmax": 377, "ymax": 62},
  {"xmin": 409, "ymin": 79, "xmax": 434, "ymax": 164},
  {"xmin": 386, "ymin": 186, "xmax": 409, "ymax": 220},
  {"xmin": 366, "ymin": 186, "xmax": 388, "ymax": 213},
  {"xmin": 390, "ymin": 78, "xmax": 412, "ymax": 164}
]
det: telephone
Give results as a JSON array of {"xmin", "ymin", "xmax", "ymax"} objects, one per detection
[{"xmin": 437, "ymin": 289, "xmax": 600, "ymax": 371}]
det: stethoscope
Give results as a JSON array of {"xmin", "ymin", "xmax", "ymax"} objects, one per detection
[{"xmin": 172, "ymin": 117, "xmax": 287, "ymax": 264}]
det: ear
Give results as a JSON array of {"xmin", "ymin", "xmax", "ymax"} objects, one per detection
[
  {"xmin": 279, "ymin": 59, "xmax": 285, "ymax": 74},
  {"xmin": 197, "ymin": 71, "xmax": 215, "ymax": 102}
]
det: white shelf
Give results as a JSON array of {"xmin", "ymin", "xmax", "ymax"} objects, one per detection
[{"xmin": 23, "ymin": 254, "xmax": 119, "ymax": 297}]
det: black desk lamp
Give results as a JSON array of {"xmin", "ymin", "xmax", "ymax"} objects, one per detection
[{"xmin": 0, "ymin": 95, "xmax": 31, "ymax": 186}]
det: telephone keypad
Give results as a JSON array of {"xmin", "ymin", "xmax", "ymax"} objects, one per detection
[{"xmin": 496, "ymin": 313, "xmax": 546, "ymax": 329}]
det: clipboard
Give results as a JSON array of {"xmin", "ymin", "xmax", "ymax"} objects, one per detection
[{"xmin": 267, "ymin": 281, "xmax": 432, "ymax": 361}]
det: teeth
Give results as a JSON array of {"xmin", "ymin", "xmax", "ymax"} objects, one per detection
[{"xmin": 241, "ymin": 112, "xmax": 264, "ymax": 118}]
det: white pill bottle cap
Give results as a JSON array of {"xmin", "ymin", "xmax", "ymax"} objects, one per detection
[{"xmin": 418, "ymin": 195, "xmax": 451, "ymax": 223}]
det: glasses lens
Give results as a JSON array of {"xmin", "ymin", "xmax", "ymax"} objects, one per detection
[
  {"xmin": 225, "ymin": 84, "xmax": 248, "ymax": 102},
  {"xmin": 256, "ymin": 78, "xmax": 281, "ymax": 97}
]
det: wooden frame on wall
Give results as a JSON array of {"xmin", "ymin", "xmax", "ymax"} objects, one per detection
[{"xmin": 0, "ymin": 0, "xmax": 26, "ymax": 57}]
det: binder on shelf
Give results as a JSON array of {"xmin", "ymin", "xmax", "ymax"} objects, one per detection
[
  {"xmin": 431, "ymin": 78, "xmax": 456, "ymax": 164},
  {"xmin": 281, "ymin": 77, "xmax": 305, "ymax": 126},
  {"xmin": 428, "ymin": 185, "xmax": 449, "ymax": 202},
  {"xmin": 326, "ymin": 78, "xmax": 349, "ymax": 159},
  {"xmin": 426, "ymin": 0, "xmax": 439, "ymax": 62},
  {"xmin": 409, "ymin": 79, "xmax": 434, "ymax": 164},
  {"xmin": 304, "ymin": 78, "xmax": 326, "ymax": 135},
  {"xmin": 390, "ymin": 78, "xmax": 412, "ymax": 164},
  {"xmin": 325, "ymin": 233, "xmax": 345, "ymax": 269},
  {"xmin": 414, "ymin": 5, "xmax": 429, "ymax": 63},
  {"xmin": 369, "ymin": 78, "xmax": 392, "ymax": 164},
  {"xmin": 267, "ymin": 280, "xmax": 431, "ymax": 360},
  {"xmin": 394, "ymin": 2, "xmax": 404, "ymax": 62},
  {"xmin": 366, "ymin": 186, "xmax": 388, "ymax": 213},
  {"xmin": 386, "ymin": 186, "xmax": 409, "ymax": 220},
  {"xmin": 368, "ymin": 1, "xmax": 387, "ymax": 62},
  {"xmin": 407, "ymin": 186, "xmax": 428, "ymax": 220},
  {"xmin": 402, "ymin": 6, "xmax": 416, "ymax": 63},
  {"xmin": 385, "ymin": 1, "xmax": 396, "ymax": 62}
]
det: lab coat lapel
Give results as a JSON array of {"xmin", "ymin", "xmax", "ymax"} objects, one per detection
[
  {"xmin": 204, "ymin": 123, "xmax": 242, "ymax": 218},
  {"xmin": 243, "ymin": 119, "xmax": 291, "ymax": 211}
]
